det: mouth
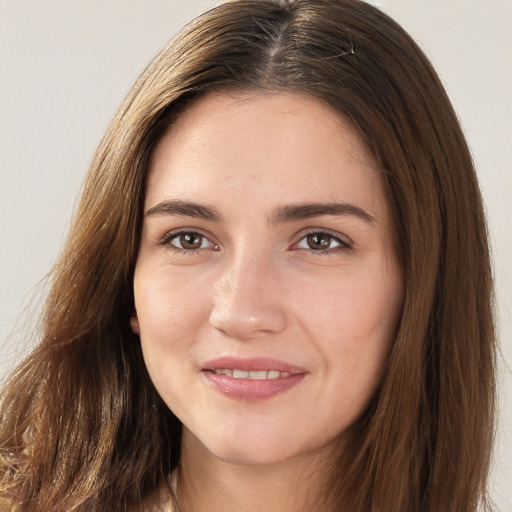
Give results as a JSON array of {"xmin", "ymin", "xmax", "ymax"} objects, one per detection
[
  {"xmin": 211, "ymin": 369, "xmax": 293, "ymax": 379},
  {"xmin": 202, "ymin": 357, "xmax": 307, "ymax": 401}
]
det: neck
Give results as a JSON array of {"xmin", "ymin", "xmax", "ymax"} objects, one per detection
[{"xmin": 176, "ymin": 430, "xmax": 336, "ymax": 512}]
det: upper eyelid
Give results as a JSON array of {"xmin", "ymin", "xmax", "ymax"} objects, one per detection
[
  {"xmin": 293, "ymin": 227, "xmax": 353, "ymax": 245},
  {"xmin": 155, "ymin": 227, "xmax": 216, "ymax": 247}
]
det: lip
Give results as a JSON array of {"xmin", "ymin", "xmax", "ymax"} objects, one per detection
[
  {"xmin": 201, "ymin": 356, "xmax": 307, "ymax": 401},
  {"xmin": 202, "ymin": 356, "xmax": 306, "ymax": 374}
]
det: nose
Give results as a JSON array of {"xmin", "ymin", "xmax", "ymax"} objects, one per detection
[{"xmin": 209, "ymin": 253, "xmax": 288, "ymax": 340}]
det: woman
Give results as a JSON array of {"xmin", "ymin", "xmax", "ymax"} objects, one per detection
[{"xmin": 0, "ymin": 1, "xmax": 496, "ymax": 511}]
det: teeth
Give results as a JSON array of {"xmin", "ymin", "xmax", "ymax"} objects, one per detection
[
  {"xmin": 214, "ymin": 369, "xmax": 292, "ymax": 379},
  {"xmin": 249, "ymin": 371, "xmax": 267, "ymax": 380}
]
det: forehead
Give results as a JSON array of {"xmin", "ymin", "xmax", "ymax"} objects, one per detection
[{"xmin": 145, "ymin": 91, "xmax": 387, "ymax": 219}]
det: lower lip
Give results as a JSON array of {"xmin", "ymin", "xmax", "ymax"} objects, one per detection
[{"xmin": 203, "ymin": 371, "xmax": 306, "ymax": 401}]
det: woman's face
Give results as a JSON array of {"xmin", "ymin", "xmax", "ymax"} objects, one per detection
[{"xmin": 133, "ymin": 92, "xmax": 403, "ymax": 467}]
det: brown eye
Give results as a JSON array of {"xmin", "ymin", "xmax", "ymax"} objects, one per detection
[
  {"xmin": 179, "ymin": 233, "xmax": 202, "ymax": 249},
  {"xmin": 169, "ymin": 232, "xmax": 213, "ymax": 251},
  {"xmin": 296, "ymin": 231, "xmax": 350, "ymax": 253},
  {"xmin": 306, "ymin": 233, "xmax": 334, "ymax": 250}
]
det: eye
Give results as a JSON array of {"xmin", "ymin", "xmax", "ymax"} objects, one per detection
[
  {"xmin": 295, "ymin": 231, "xmax": 351, "ymax": 252},
  {"xmin": 160, "ymin": 231, "xmax": 216, "ymax": 252}
]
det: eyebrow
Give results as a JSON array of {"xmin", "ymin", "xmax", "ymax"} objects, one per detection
[
  {"xmin": 267, "ymin": 202, "xmax": 376, "ymax": 225},
  {"xmin": 146, "ymin": 200, "xmax": 222, "ymax": 221},
  {"xmin": 145, "ymin": 199, "xmax": 375, "ymax": 225}
]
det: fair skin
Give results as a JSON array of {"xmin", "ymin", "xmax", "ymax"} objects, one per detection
[{"xmin": 132, "ymin": 91, "xmax": 403, "ymax": 512}]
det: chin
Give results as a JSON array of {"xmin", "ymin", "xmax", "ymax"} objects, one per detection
[{"xmin": 198, "ymin": 429, "xmax": 320, "ymax": 467}]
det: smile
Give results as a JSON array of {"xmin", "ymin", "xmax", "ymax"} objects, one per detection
[
  {"xmin": 213, "ymin": 369, "xmax": 291, "ymax": 379},
  {"xmin": 202, "ymin": 357, "xmax": 307, "ymax": 401}
]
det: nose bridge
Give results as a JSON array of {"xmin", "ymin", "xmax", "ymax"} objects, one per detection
[{"xmin": 209, "ymin": 245, "xmax": 287, "ymax": 338}]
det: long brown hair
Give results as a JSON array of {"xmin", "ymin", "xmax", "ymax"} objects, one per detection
[{"xmin": 0, "ymin": 1, "xmax": 495, "ymax": 510}]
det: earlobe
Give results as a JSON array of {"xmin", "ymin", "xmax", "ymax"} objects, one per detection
[{"xmin": 130, "ymin": 313, "xmax": 140, "ymax": 335}]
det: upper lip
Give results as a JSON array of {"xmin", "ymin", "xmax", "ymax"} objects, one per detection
[{"xmin": 202, "ymin": 356, "xmax": 307, "ymax": 375}]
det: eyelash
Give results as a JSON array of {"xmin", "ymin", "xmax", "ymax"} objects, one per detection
[
  {"xmin": 156, "ymin": 229, "xmax": 218, "ymax": 255},
  {"xmin": 294, "ymin": 229, "xmax": 353, "ymax": 255},
  {"xmin": 156, "ymin": 229, "xmax": 353, "ymax": 256}
]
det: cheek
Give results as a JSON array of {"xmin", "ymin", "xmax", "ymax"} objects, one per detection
[
  {"xmin": 302, "ymin": 267, "xmax": 401, "ymax": 343},
  {"xmin": 296, "ymin": 261, "xmax": 402, "ymax": 389},
  {"xmin": 135, "ymin": 267, "xmax": 209, "ymax": 337},
  {"xmin": 133, "ymin": 267, "xmax": 213, "ymax": 383},
  {"xmin": 133, "ymin": 271, "xmax": 209, "ymax": 415}
]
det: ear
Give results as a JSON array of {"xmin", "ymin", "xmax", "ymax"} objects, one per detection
[{"xmin": 130, "ymin": 313, "xmax": 140, "ymax": 335}]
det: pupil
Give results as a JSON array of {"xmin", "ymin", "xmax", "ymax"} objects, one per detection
[
  {"xmin": 181, "ymin": 233, "xmax": 201, "ymax": 249},
  {"xmin": 307, "ymin": 233, "xmax": 330, "ymax": 250}
]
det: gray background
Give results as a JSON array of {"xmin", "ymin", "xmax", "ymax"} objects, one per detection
[{"xmin": 1, "ymin": 1, "xmax": 510, "ymax": 509}]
